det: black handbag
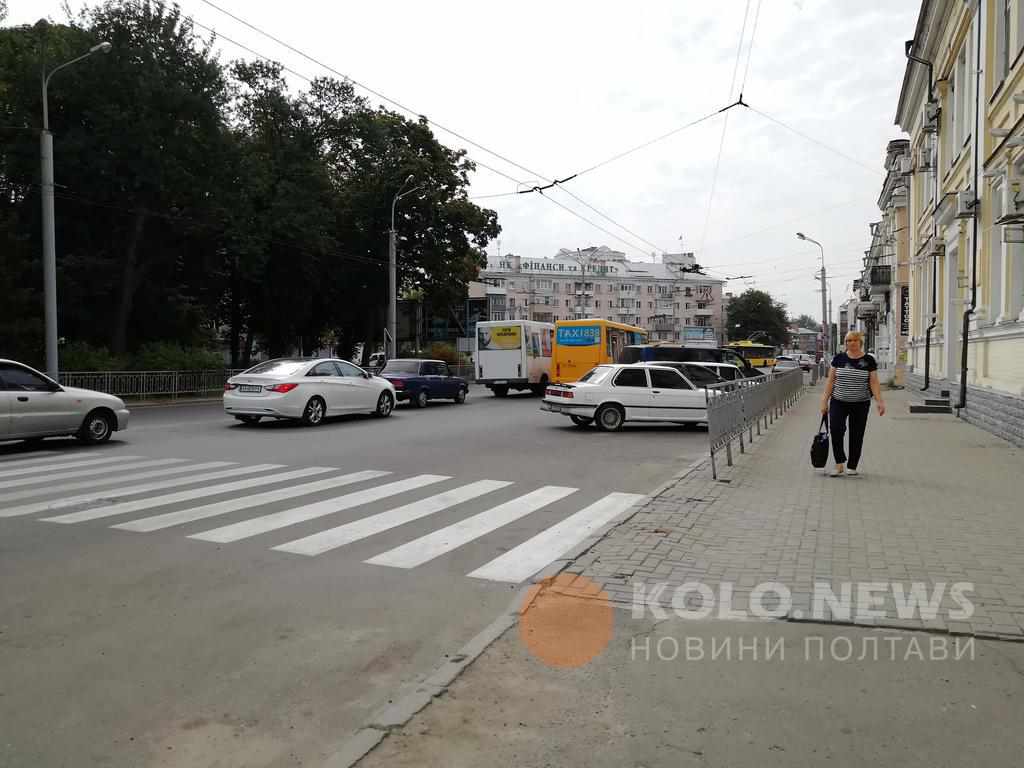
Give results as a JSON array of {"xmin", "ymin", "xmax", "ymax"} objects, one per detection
[{"xmin": 810, "ymin": 414, "xmax": 830, "ymax": 468}]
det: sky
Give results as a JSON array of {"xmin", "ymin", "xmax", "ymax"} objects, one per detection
[{"xmin": 9, "ymin": 0, "xmax": 921, "ymax": 321}]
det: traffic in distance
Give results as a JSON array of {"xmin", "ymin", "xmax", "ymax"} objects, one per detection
[{"xmin": 1, "ymin": 318, "xmax": 811, "ymax": 443}]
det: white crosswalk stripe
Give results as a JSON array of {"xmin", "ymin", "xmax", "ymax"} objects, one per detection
[
  {"xmin": 189, "ymin": 474, "xmax": 450, "ymax": 544},
  {"xmin": 365, "ymin": 486, "xmax": 578, "ymax": 570},
  {"xmin": 0, "ymin": 454, "xmax": 142, "ymax": 480},
  {"xmin": 273, "ymin": 479, "xmax": 514, "ymax": 557},
  {"xmin": 466, "ymin": 492, "xmax": 644, "ymax": 583},
  {"xmin": 0, "ymin": 458, "xmax": 188, "ymax": 490},
  {"xmin": 42, "ymin": 466, "xmax": 333, "ymax": 524},
  {"xmin": 0, "ymin": 461, "xmax": 235, "ymax": 505},
  {"xmin": 0, "ymin": 450, "xmax": 651, "ymax": 585},
  {"xmin": 112, "ymin": 470, "xmax": 391, "ymax": 532},
  {"xmin": 0, "ymin": 463, "xmax": 281, "ymax": 519}
]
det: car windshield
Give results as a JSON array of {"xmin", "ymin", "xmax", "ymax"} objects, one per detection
[
  {"xmin": 579, "ymin": 366, "xmax": 613, "ymax": 384},
  {"xmin": 244, "ymin": 360, "xmax": 309, "ymax": 376},
  {"xmin": 381, "ymin": 360, "xmax": 421, "ymax": 373}
]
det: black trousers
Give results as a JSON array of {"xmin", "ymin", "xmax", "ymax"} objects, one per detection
[{"xmin": 829, "ymin": 398, "xmax": 870, "ymax": 468}]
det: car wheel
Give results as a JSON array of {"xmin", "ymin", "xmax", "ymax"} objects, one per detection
[
  {"xmin": 595, "ymin": 404, "xmax": 625, "ymax": 433},
  {"xmin": 77, "ymin": 409, "xmax": 114, "ymax": 444},
  {"xmin": 492, "ymin": 385, "xmax": 509, "ymax": 398},
  {"xmin": 454, "ymin": 387, "xmax": 467, "ymax": 404},
  {"xmin": 570, "ymin": 415, "xmax": 593, "ymax": 428},
  {"xmin": 301, "ymin": 396, "xmax": 326, "ymax": 426},
  {"xmin": 235, "ymin": 415, "xmax": 261, "ymax": 425},
  {"xmin": 375, "ymin": 391, "xmax": 395, "ymax": 417},
  {"xmin": 412, "ymin": 389, "xmax": 429, "ymax": 408}
]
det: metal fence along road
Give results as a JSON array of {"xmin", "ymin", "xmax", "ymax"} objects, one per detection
[
  {"xmin": 705, "ymin": 369, "xmax": 805, "ymax": 479},
  {"xmin": 59, "ymin": 370, "xmax": 245, "ymax": 400},
  {"xmin": 61, "ymin": 364, "xmax": 478, "ymax": 400}
]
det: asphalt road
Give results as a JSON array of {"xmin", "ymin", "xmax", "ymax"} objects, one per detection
[{"xmin": 0, "ymin": 387, "xmax": 706, "ymax": 768}]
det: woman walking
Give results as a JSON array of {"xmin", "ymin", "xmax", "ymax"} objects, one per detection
[{"xmin": 820, "ymin": 331, "xmax": 885, "ymax": 477}]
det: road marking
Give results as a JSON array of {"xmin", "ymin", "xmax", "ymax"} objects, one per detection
[
  {"xmin": 42, "ymin": 466, "xmax": 329, "ymax": 524},
  {"xmin": 365, "ymin": 485, "xmax": 578, "ymax": 570},
  {"xmin": 466, "ymin": 492, "xmax": 644, "ymax": 583},
  {"xmin": 0, "ymin": 451, "xmax": 62, "ymax": 465},
  {"xmin": 189, "ymin": 474, "xmax": 450, "ymax": 543},
  {"xmin": 0, "ymin": 461, "xmax": 231, "ymax": 505},
  {"xmin": 0, "ymin": 458, "xmax": 187, "ymax": 490},
  {"xmin": 0, "ymin": 464, "xmax": 280, "ymax": 519},
  {"xmin": 273, "ymin": 479, "xmax": 514, "ymax": 557},
  {"xmin": 113, "ymin": 470, "xmax": 391, "ymax": 532},
  {"xmin": 0, "ymin": 455, "xmax": 142, "ymax": 480}
]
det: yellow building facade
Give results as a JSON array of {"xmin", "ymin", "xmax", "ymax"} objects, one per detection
[{"xmin": 896, "ymin": 0, "xmax": 1024, "ymax": 445}]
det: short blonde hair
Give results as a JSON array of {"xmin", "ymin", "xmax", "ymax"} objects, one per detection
[{"xmin": 845, "ymin": 330, "xmax": 865, "ymax": 345}]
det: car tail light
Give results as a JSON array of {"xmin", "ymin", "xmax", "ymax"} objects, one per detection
[
  {"xmin": 389, "ymin": 379, "xmax": 404, "ymax": 389},
  {"xmin": 266, "ymin": 383, "xmax": 298, "ymax": 393},
  {"xmin": 224, "ymin": 383, "xmax": 237, "ymax": 391},
  {"xmin": 564, "ymin": 391, "xmax": 574, "ymax": 399}
]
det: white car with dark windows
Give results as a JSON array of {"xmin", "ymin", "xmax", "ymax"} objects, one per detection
[
  {"xmin": 0, "ymin": 359, "xmax": 129, "ymax": 444},
  {"xmin": 541, "ymin": 363, "xmax": 709, "ymax": 432},
  {"xmin": 223, "ymin": 358, "xmax": 396, "ymax": 426}
]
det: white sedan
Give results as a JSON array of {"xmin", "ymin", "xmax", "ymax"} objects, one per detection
[
  {"xmin": 0, "ymin": 359, "xmax": 129, "ymax": 444},
  {"xmin": 223, "ymin": 358, "xmax": 397, "ymax": 426},
  {"xmin": 541, "ymin": 363, "xmax": 709, "ymax": 432}
]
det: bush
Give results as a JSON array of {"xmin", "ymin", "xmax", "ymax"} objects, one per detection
[
  {"xmin": 130, "ymin": 342, "xmax": 226, "ymax": 371},
  {"xmin": 60, "ymin": 342, "xmax": 129, "ymax": 371}
]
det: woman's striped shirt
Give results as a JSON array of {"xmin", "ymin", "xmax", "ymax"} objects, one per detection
[{"xmin": 830, "ymin": 353, "xmax": 876, "ymax": 402}]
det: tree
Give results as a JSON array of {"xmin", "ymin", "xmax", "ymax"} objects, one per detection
[
  {"xmin": 793, "ymin": 314, "xmax": 821, "ymax": 331},
  {"xmin": 726, "ymin": 289, "xmax": 790, "ymax": 348}
]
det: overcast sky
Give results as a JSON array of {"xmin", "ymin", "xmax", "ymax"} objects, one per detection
[{"xmin": 11, "ymin": 0, "xmax": 920, "ymax": 320}]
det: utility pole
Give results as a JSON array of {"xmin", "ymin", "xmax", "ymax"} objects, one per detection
[
  {"xmin": 38, "ymin": 29, "xmax": 112, "ymax": 378},
  {"xmin": 389, "ymin": 175, "xmax": 422, "ymax": 359},
  {"xmin": 797, "ymin": 232, "xmax": 828, "ymax": 359}
]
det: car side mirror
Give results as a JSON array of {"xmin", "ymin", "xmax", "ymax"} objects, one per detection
[{"xmin": 363, "ymin": 371, "xmax": 371, "ymax": 379}]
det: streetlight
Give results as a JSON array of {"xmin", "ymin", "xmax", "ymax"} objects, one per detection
[
  {"xmin": 796, "ymin": 232, "xmax": 828, "ymax": 357},
  {"xmin": 39, "ymin": 24, "xmax": 112, "ymax": 378},
  {"xmin": 389, "ymin": 174, "xmax": 423, "ymax": 359}
]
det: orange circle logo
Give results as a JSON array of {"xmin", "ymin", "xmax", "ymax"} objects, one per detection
[{"xmin": 518, "ymin": 573, "xmax": 615, "ymax": 668}]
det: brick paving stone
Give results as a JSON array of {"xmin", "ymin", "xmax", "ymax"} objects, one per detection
[{"xmin": 571, "ymin": 385, "xmax": 1024, "ymax": 639}]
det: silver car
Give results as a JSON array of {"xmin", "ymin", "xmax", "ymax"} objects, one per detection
[{"xmin": 0, "ymin": 359, "xmax": 129, "ymax": 444}]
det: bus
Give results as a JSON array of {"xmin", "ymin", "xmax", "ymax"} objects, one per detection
[
  {"xmin": 722, "ymin": 340, "xmax": 777, "ymax": 369},
  {"xmin": 551, "ymin": 319, "xmax": 647, "ymax": 383},
  {"xmin": 474, "ymin": 320, "xmax": 555, "ymax": 397}
]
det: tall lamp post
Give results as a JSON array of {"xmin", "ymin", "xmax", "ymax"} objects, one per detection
[
  {"xmin": 796, "ymin": 232, "xmax": 828, "ymax": 358},
  {"xmin": 39, "ymin": 26, "xmax": 112, "ymax": 377},
  {"xmin": 389, "ymin": 174, "xmax": 422, "ymax": 359}
]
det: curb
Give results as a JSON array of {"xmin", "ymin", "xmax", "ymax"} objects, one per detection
[{"xmin": 126, "ymin": 397, "xmax": 223, "ymax": 409}]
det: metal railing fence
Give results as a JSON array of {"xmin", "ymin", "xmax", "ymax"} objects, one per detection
[
  {"xmin": 59, "ymin": 370, "xmax": 245, "ymax": 399},
  {"xmin": 705, "ymin": 369, "xmax": 805, "ymax": 479}
]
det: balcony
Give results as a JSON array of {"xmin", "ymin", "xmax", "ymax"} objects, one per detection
[
  {"xmin": 693, "ymin": 307, "xmax": 714, "ymax": 317},
  {"xmin": 651, "ymin": 320, "xmax": 676, "ymax": 333},
  {"xmin": 869, "ymin": 266, "xmax": 892, "ymax": 287}
]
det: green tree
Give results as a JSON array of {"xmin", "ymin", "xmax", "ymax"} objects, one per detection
[
  {"xmin": 793, "ymin": 313, "xmax": 821, "ymax": 331},
  {"xmin": 726, "ymin": 289, "xmax": 790, "ymax": 348}
]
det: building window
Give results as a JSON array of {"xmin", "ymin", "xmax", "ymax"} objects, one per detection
[
  {"xmin": 648, "ymin": 285, "xmax": 653, "ymax": 293},
  {"xmin": 565, "ymin": 299, "xmax": 571, "ymax": 307},
  {"xmin": 997, "ymin": 0, "xmax": 1011, "ymax": 85}
]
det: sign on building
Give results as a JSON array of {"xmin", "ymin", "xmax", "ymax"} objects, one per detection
[{"xmin": 900, "ymin": 285, "xmax": 910, "ymax": 336}]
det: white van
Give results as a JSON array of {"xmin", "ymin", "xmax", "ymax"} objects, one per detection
[{"xmin": 474, "ymin": 320, "xmax": 555, "ymax": 396}]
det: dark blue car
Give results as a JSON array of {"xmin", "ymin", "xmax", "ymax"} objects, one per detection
[{"xmin": 378, "ymin": 359, "xmax": 468, "ymax": 408}]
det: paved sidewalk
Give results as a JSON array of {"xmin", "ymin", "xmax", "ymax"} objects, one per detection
[{"xmin": 566, "ymin": 382, "xmax": 1024, "ymax": 638}]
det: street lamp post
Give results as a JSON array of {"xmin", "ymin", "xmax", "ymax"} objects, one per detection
[
  {"xmin": 388, "ymin": 174, "xmax": 422, "ymax": 359},
  {"xmin": 796, "ymin": 232, "xmax": 828, "ymax": 358},
  {"xmin": 39, "ymin": 29, "xmax": 112, "ymax": 378}
]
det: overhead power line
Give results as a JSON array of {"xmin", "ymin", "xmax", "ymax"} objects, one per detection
[
  {"xmin": 748, "ymin": 106, "xmax": 881, "ymax": 175},
  {"xmin": 195, "ymin": 0, "xmax": 671, "ymax": 256},
  {"xmin": 739, "ymin": 0, "xmax": 764, "ymax": 97}
]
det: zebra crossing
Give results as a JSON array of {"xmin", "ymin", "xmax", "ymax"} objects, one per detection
[{"xmin": 0, "ymin": 451, "xmax": 644, "ymax": 584}]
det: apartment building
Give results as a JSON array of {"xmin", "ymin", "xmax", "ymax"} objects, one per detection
[
  {"xmin": 896, "ymin": 0, "xmax": 1024, "ymax": 445},
  {"xmin": 479, "ymin": 246, "xmax": 725, "ymax": 345}
]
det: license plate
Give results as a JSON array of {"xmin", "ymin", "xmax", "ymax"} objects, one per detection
[
  {"xmin": 494, "ymin": 380, "xmax": 508, "ymax": 385},
  {"xmin": 541, "ymin": 402, "xmax": 565, "ymax": 413},
  {"xmin": 239, "ymin": 384, "xmax": 263, "ymax": 393}
]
